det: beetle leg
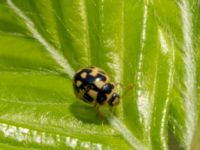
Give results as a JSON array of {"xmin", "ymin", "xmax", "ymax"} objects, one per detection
[{"xmin": 94, "ymin": 103, "xmax": 104, "ymax": 125}]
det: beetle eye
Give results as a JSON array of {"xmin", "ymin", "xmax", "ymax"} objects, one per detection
[{"xmin": 108, "ymin": 93, "xmax": 120, "ymax": 106}]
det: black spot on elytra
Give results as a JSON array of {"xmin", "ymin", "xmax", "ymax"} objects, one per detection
[
  {"xmin": 102, "ymin": 83, "xmax": 114, "ymax": 94},
  {"xmin": 73, "ymin": 83, "xmax": 80, "ymax": 95},
  {"xmin": 97, "ymin": 92, "xmax": 107, "ymax": 105},
  {"xmin": 83, "ymin": 93, "xmax": 93, "ymax": 103}
]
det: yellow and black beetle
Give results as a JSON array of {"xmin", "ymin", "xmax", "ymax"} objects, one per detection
[{"xmin": 73, "ymin": 66, "xmax": 120, "ymax": 108}]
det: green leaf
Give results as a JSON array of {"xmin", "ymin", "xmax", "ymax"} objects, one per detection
[{"xmin": 0, "ymin": 0, "xmax": 199, "ymax": 149}]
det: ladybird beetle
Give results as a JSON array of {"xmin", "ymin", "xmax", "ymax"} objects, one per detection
[{"xmin": 73, "ymin": 66, "xmax": 120, "ymax": 107}]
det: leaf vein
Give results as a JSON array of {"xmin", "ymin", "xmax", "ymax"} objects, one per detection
[{"xmin": 6, "ymin": 0, "xmax": 75, "ymax": 78}]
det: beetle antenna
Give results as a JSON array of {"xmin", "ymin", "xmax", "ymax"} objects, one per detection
[{"xmin": 118, "ymin": 83, "xmax": 135, "ymax": 99}]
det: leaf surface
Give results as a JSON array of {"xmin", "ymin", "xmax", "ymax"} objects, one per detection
[{"xmin": 0, "ymin": 0, "xmax": 199, "ymax": 149}]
